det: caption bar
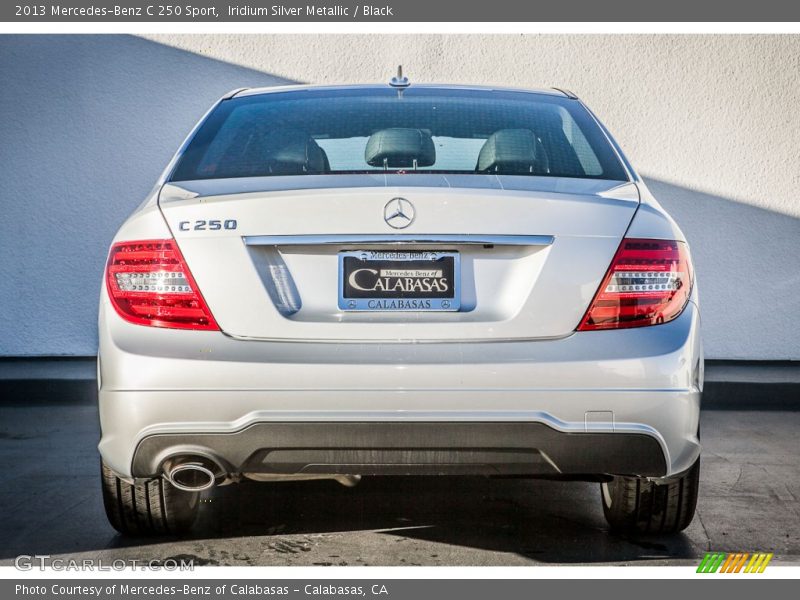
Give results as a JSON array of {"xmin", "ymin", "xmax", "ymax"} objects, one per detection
[{"xmin": 5, "ymin": 0, "xmax": 800, "ymax": 22}]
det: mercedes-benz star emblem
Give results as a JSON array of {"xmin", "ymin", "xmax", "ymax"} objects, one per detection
[{"xmin": 383, "ymin": 198, "xmax": 415, "ymax": 229}]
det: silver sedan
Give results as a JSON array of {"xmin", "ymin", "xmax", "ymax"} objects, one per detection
[{"xmin": 98, "ymin": 81, "xmax": 702, "ymax": 536}]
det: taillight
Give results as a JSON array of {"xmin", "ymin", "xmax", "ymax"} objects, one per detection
[
  {"xmin": 578, "ymin": 238, "xmax": 693, "ymax": 331},
  {"xmin": 105, "ymin": 239, "xmax": 219, "ymax": 330}
]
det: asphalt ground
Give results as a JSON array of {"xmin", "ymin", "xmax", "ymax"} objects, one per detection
[{"xmin": 0, "ymin": 404, "xmax": 798, "ymax": 566}]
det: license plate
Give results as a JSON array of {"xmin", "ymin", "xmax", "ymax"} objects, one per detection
[{"xmin": 338, "ymin": 250, "xmax": 460, "ymax": 311}]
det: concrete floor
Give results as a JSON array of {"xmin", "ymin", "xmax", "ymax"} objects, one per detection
[{"xmin": 0, "ymin": 406, "xmax": 797, "ymax": 566}]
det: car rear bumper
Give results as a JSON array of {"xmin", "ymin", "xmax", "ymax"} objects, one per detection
[
  {"xmin": 98, "ymin": 297, "xmax": 702, "ymax": 480},
  {"xmin": 131, "ymin": 421, "xmax": 667, "ymax": 478}
]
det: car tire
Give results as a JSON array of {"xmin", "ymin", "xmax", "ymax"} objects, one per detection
[
  {"xmin": 600, "ymin": 458, "xmax": 699, "ymax": 534},
  {"xmin": 101, "ymin": 462, "xmax": 199, "ymax": 536}
]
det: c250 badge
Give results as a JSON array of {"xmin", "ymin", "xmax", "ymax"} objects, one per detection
[{"xmin": 178, "ymin": 219, "xmax": 237, "ymax": 232}]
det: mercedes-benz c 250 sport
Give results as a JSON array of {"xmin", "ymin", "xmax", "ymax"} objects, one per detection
[{"xmin": 98, "ymin": 77, "xmax": 702, "ymax": 536}]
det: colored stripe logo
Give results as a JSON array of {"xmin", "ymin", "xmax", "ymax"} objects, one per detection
[{"xmin": 697, "ymin": 552, "xmax": 773, "ymax": 573}]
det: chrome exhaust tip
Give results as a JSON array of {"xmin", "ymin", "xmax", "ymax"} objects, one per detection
[{"xmin": 164, "ymin": 458, "xmax": 218, "ymax": 492}]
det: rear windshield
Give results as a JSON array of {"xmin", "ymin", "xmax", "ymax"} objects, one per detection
[{"xmin": 170, "ymin": 87, "xmax": 628, "ymax": 182}]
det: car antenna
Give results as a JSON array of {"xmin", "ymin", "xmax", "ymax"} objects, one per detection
[{"xmin": 389, "ymin": 65, "xmax": 410, "ymax": 97}]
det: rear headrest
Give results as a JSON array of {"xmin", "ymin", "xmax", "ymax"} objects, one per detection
[
  {"xmin": 265, "ymin": 129, "xmax": 327, "ymax": 175},
  {"xmin": 476, "ymin": 129, "xmax": 541, "ymax": 174},
  {"xmin": 365, "ymin": 128, "xmax": 436, "ymax": 168}
]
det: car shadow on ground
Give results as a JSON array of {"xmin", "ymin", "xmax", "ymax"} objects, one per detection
[
  {"xmin": 1, "ymin": 404, "xmax": 702, "ymax": 566},
  {"xmin": 103, "ymin": 476, "xmax": 697, "ymax": 565}
]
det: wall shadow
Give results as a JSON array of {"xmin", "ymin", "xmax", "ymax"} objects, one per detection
[
  {"xmin": 644, "ymin": 178, "xmax": 800, "ymax": 360},
  {"xmin": 0, "ymin": 35, "xmax": 299, "ymax": 356}
]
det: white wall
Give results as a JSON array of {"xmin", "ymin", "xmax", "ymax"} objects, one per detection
[{"xmin": 1, "ymin": 34, "xmax": 798, "ymax": 359}]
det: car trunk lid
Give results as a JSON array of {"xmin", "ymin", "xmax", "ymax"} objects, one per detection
[{"xmin": 158, "ymin": 174, "xmax": 638, "ymax": 341}]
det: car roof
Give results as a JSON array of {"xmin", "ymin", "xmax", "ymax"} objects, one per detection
[{"xmin": 232, "ymin": 83, "xmax": 573, "ymax": 99}]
